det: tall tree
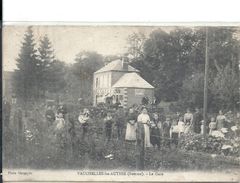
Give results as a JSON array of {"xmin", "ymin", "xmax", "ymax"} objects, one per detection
[
  {"xmin": 37, "ymin": 35, "xmax": 66, "ymax": 98},
  {"xmin": 127, "ymin": 32, "xmax": 146, "ymax": 61},
  {"xmin": 132, "ymin": 28, "xmax": 200, "ymax": 102},
  {"xmin": 181, "ymin": 27, "xmax": 240, "ymax": 111},
  {"xmin": 14, "ymin": 26, "xmax": 39, "ymax": 104},
  {"xmin": 129, "ymin": 27, "xmax": 240, "ymax": 111},
  {"xmin": 210, "ymin": 63, "xmax": 239, "ymax": 111},
  {"xmin": 72, "ymin": 51, "xmax": 104, "ymax": 104}
]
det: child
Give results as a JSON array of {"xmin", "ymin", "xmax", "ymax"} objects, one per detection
[
  {"xmin": 200, "ymin": 120, "xmax": 204, "ymax": 135},
  {"xmin": 125, "ymin": 108, "xmax": 137, "ymax": 142},
  {"xmin": 78, "ymin": 108, "xmax": 90, "ymax": 141},
  {"xmin": 150, "ymin": 113, "xmax": 161, "ymax": 149},
  {"xmin": 53, "ymin": 113, "xmax": 67, "ymax": 147},
  {"xmin": 178, "ymin": 116, "xmax": 185, "ymax": 137},
  {"xmin": 209, "ymin": 117, "xmax": 217, "ymax": 135},
  {"xmin": 163, "ymin": 117, "xmax": 171, "ymax": 147},
  {"xmin": 104, "ymin": 112, "xmax": 114, "ymax": 144},
  {"xmin": 170, "ymin": 119, "xmax": 179, "ymax": 146},
  {"xmin": 55, "ymin": 113, "xmax": 65, "ymax": 131},
  {"xmin": 45, "ymin": 105, "xmax": 55, "ymax": 127}
]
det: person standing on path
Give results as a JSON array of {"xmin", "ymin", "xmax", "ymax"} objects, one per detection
[
  {"xmin": 184, "ymin": 108, "xmax": 193, "ymax": 133},
  {"xmin": 137, "ymin": 107, "xmax": 152, "ymax": 148},
  {"xmin": 193, "ymin": 108, "xmax": 202, "ymax": 134},
  {"xmin": 216, "ymin": 110, "xmax": 226, "ymax": 130}
]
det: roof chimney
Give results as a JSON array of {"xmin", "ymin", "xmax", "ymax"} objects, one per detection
[{"xmin": 122, "ymin": 57, "xmax": 129, "ymax": 71}]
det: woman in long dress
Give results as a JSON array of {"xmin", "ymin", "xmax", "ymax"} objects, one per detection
[
  {"xmin": 125, "ymin": 108, "xmax": 137, "ymax": 141},
  {"xmin": 216, "ymin": 110, "xmax": 226, "ymax": 130},
  {"xmin": 137, "ymin": 107, "xmax": 152, "ymax": 148}
]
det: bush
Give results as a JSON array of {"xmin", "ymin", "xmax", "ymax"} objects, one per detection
[{"xmin": 179, "ymin": 132, "xmax": 240, "ymax": 157}]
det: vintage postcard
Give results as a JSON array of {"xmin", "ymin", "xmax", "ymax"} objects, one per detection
[{"xmin": 2, "ymin": 24, "xmax": 240, "ymax": 182}]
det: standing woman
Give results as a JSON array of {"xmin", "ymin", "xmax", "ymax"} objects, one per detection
[
  {"xmin": 125, "ymin": 108, "xmax": 137, "ymax": 142},
  {"xmin": 137, "ymin": 107, "xmax": 152, "ymax": 148},
  {"xmin": 115, "ymin": 106, "xmax": 125, "ymax": 140},
  {"xmin": 184, "ymin": 108, "xmax": 193, "ymax": 133},
  {"xmin": 193, "ymin": 108, "xmax": 203, "ymax": 134},
  {"xmin": 216, "ymin": 110, "xmax": 226, "ymax": 130},
  {"xmin": 104, "ymin": 111, "xmax": 114, "ymax": 144}
]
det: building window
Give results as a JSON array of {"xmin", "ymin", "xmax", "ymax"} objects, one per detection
[
  {"xmin": 100, "ymin": 76, "xmax": 103, "ymax": 88},
  {"xmin": 108, "ymin": 73, "xmax": 111, "ymax": 87},
  {"xmin": 96, "ymin": 78, "xmax": 99, "ymax": 88},
  {"xmin": 119, "ymin": 95, "xmax": 123, "ymax": 100}
]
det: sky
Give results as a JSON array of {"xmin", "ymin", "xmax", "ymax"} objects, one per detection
[{"xmin": 3, "ymin": 25, "xmax": 172, "ymax": 71}]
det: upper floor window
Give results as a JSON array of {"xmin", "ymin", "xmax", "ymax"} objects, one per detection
[{"xmin": 96, "ymin": 77, "xmax": 99, "ymax": 88}]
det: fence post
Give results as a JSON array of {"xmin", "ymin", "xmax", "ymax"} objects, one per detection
[
  {"xmin": 136, "ymin": 122, "xmax": 145, "ymax": 170},
  {"xmin": 15, "ymin": 108, "xmax": 23, "ymax": 166}
]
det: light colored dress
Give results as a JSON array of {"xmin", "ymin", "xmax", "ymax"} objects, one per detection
[
  {"xmin": 178, "ymin": 121, "xmax": 185, "ymax": 133},
  {"xmin": 209, "ymin": 122, "xmax": 217, "ymax": 135},
  {"xmin": 184, "ymin": 113, "xmax": 193, "ymax": 125},
  {"xmin": 216, "ymin": 115, "xmax": 226, "ymax": 130},
  {"xmin": 170, "ymin": 125, "xmax": 179, "ymax": 138},
  {"xmin": 184, "ymin": 112, "xmax": 193, "ymax": 133},
  {"xmin": 55, "ymin": 117, "xmax": 65, "ymax": 130},
  {"xmin": 125, "ymin": 113, "xmax": 137, "ymax": 141},
  {"xmin": 137, "ymin": 113, "xmax": 152, "ymax": 148}
]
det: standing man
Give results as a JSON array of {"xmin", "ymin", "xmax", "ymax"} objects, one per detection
[
  {"xmin": 115, "ymin": 106, "xmax": 125, "ymax": 140},
  {"xmin": 193, "ymin": 108, "xmax": 203, "ymax": 134},
  {"xmin": 57, "ymin": 104, "xmax": 67, "ymax": 119},
  {"xmin": 45, "ymin": 105, "xmax": 56, "ymax": 127},
  {"xmin": 78, "ymin": 108, "xmax": 90, "ymax": 141}
]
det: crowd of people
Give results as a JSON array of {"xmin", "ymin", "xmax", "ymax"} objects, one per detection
[
  {"xmin": 44, "ymin": 103, "xmax": 240, "ymax": 150},
  {"xmin": 2, "ymin": 97, "xmax": 240, "ymax": 168}
]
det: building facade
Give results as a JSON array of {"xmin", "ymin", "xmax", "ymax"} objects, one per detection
[{"xmin": 93, "ymin": 58, "xmax": 154, "ymax": 108}]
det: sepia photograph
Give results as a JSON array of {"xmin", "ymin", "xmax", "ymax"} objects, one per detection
[{"xmin": 2, "ymin": 25, "xmax": 240, "ymax": 182}]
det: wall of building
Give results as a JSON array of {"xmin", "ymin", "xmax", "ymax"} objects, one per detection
[
  {"xmin": 93, "ymin": 71, "xmax": 154, "ymax": 107},
  {"xmin": 93, "ymin": 71, "xmax": 127, "ymax": 106},
  {"xmin": 126, "ymin": 88, "xmax": 154, "ymax": 108}
]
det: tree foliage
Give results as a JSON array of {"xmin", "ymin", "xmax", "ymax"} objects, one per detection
[
  {"xmin": 127, "ymin": 32, "xmax": 146, "ymax": 60},
  {"xmin": 14, "ymin": 28, "xmax": 67, "ymax": 105},
  {"xmin": 14, "ymin": 26, "xmax": 39, "ymax": 103},
  {"xmin": 37, "ymin": 35, "xmax": 66, "ymax": 95},
  {"xmin": 13, "ymin": 26, "xmax": 239, "ymax": 111},
  {"xmin": 71, "ymin": 51, "xmax": 104, "ymax": 104},
  {"xmin": 129, "ymin": 27, "xmax": 240, "ymax": 111},
  {"xmin": 210, "ymin": 63, "xmax": 239, "ymax": 111}
]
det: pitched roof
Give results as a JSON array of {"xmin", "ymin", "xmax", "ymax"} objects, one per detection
[
  {"xmin": 95, "ymin": 59, "xmax": 139, "ymax": 73},
  {"xmin": 112, "ymin": 72, "xmax": 154, "ymax": 89}
]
